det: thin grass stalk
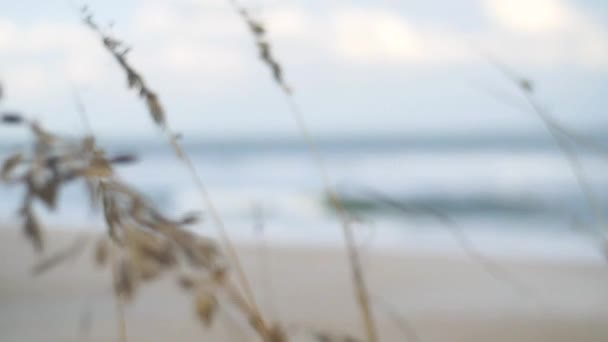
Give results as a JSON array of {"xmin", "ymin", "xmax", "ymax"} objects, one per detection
[
  {"xmin": 473, "ymin": 84, "xmax": 608, "ymax": 156},
  {"xmin": 168, "ymin": 141, "xmax": 277, "ymax": 339},
  {"xmin": 252, "ymin": 204, "xmax": 279, "ymax": 320},
  {"xmin": 286, "ymin": 97, "xmax": 379, "ymax": 342},
  {"xmin": 167, "ymin": 139, "xmax": 263, "ymax": 315},
  {"xmin": 371, "ymin": 295, "xmax": 421, "ymax": 342},
  {"xmin": 520, "ymin": 92, "xmax": 607, "ymax": 234},
  {"xmin": 474, "ymin": 83, "xmax": 607, "ymax": 247},
  {"xmin": 71, "ymin": 85, "xmax": 93, "ymax": 135},
  {"xmin": 109, "ymin": 240, "xmax": 128, "ymax": 342},
  {"xmin": 359, "ymin": 189, "xmax": 543, "ymax": 303},
  {"xmin": 227, "ymin": 1, "xmax": 380, "ymax": 339},
  {"xmin": 32, "ymin": 235, "xmax": 88, "ymax": 275},
  {"xmin": 483, "ymin": 56, "xmax": 608, "ymax": 237}
]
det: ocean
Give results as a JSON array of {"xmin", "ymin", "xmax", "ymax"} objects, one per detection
[{"xmin": 1, "ymin": 134, "xmax": 607, "ymax": 262}]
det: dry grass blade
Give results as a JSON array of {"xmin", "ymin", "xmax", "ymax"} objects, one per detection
[
  {"xmin": 1, "ymin": 112, "xmax": 24, "ymax": 124},
  {"xmin": 30, "ymin": 121, "xmax": 56, "ymax": 144},
  {"xmin": 145, "ymin": 93, "xmax": 165, "ymax": 127},
  {"xmin": 110, "ymin": 154, "xmax": 138, "ymax": 165},
  {"xmin": 123, "ymin": 229, "xmax": 174, "ymax": 282},
  {"xmin": 32, "ymin": 235, "xmax": 88, "ymax": 275},
  {"xmin": 266, "ymin": 324, "xmax": 287, "ymax": 342},
  {"xmin": 195, "ymin": 289, "xmax": 218, "ymax": 327},
  {"xmin": 1, "ymin": 152, "xmax": 22, "ymax": 181},
  {"xmin": 178, "ymin": 274, "xmax": 198, "ymax": 290},
  {"xmin": 313, "ymin": 332, "xmax": 365, "ymax": 342},
  {"xmin": 132, "ymin": 256, "xmax": 162, "ymax": 281},
  {"xmin": 102, "ymin": 191, "xmax": 120, "ymax": 240},
  {"xmin": 95, "ymin": 237, "xmax": 109, "ymax": 267},
  {"xmin": 81, "ymin": 152, "xmax": 113, "ymax": 178},
  {"xmin": 177, "ymin": 232, "xmax": 219, "ymax": 269},
  {"xmin": 110, "ymin": 247, "xmax": 128, "ymax": 342},
  {"xmin": 23, "ymin": 208, "xmax": 43, "ymax": 252},
  {"xmin": 179, "ymin": 211, "xmax": 202, "ymax": 225},
  {"xmin": 31, "ymin": 178, "xmax": 61, "ymax": 210},
  {"xmin": 114, "ymin": 256, "xmax": 138, "ymax": 302}
]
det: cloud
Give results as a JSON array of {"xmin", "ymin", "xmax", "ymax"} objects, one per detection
[
  {"xmin": 0, "ymin": 19, "xmax": 109, "ymax": 103},
  {"xmin": 128, "ymin": 1, "xmax": 249, "ymax": 85},
  {"xmin": 0, "ymin": 0, "xmax": 606, "ymax": 140},
  {"xmin": 261, "ymin": 5, "xmax": 311, "ymax": 40},
  {"xmin": 329, "ymin": 7, "xmax": 469, "ymax": 65},
  {"xmin": 2, "ymin": 0, "xmax": 605, "ymax": 106},
  {"xmin": 482, "ymin": 0, "xmax": 572, "ymax": 34},
  {"xmin": 480, "ymin": 0, "xmax": 608, "ymax": 69},
  {"xmin": 256, "ymin": 3, "xmax": 608, "ymax": 71},
  {"xmin": 332, "ymin": 9, "xmax": 426, "ymax": 62},
  {"xmin": 0, "ymin": 20, "xmax": 17, "ymax": 50}
]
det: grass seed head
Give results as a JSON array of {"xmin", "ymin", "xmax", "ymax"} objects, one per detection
[{"xmin": 195, "ymin": 290, "xmax": 218, "ymax": 327}]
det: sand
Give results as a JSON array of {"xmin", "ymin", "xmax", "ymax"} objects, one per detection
[{"xmin": 0, "ymin": 228, "xmax": 607, "ymax": 342}]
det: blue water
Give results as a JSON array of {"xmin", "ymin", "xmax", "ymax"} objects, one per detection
[{"xmin": 1, "ymin": 135, "xmax": 607, "ymax": 261}]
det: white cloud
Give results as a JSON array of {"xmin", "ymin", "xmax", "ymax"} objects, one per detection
[
  {"xmin": 128, "ymin": 1, "xmax": 248, "ymax": 83},
  {"xmin": 261, "ymin": 6, "xmax": 309, "ymax": 38},
  {"xmin": 0, "ymin": 20, "xmax": 17, "ymax": 51},
  {"xmin": 482, "ymin": 0, "xmax": 572, "ymax": 34},
  {"xmin": 131, "ymin": 1, "xmax": 242, "ymax": 38},
  {"xmin": 0, "ymin": 19, "xmax": 109, "ymax": 103},
  {"xmin": 332, "ymin": 9, "xmax": 425, "ymax": 62},
  {"xmin": 255, "ymin": 3, "xmax": 608, "ymax": 71},
  {"xmin": 1, "ymin": 0, "xmax": 606, "ymax": 140},
  {"xmin": 3, "ymin": 0, "xmax": 604, "ymax": 107},
  {"xmin": 4, "ymin": 64, "xmax": 48, "ymax": 97},
  {"xmin": 329, "ymin": 8, "xmax": 470, "ymax": 65},
  {"xmin": 480, "ymin": 0, "xmax": 608, "ymax": 69}
]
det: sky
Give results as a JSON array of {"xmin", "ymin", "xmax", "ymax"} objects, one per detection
[{"xmin": 0, "ymin": 0, "xmax": 607, "ymax": 141}]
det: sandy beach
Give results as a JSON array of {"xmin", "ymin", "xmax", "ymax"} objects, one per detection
[{"xmin": 0, "ymin": 227, "xmax": 607, "ymax": 342}]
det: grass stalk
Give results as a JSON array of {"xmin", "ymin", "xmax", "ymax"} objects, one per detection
[
  {"xmin": 359, "ymin": 189, "xmax": 540, "ymax": 300},
  {"xmin": 286, "ymin": 97, "xmax": 379, "ymax": 342},
  {"xmin": 521, "ymin": 92, "xmax": 606, "ymax": 233},
  {"xmin": 371, "ymin": 295, "xmax": 420, "ymax": 342},
  {"xmin": 80, "ymin": 10, "xmax": 272, "ymax": 338},
  {"xmin": 252, "ymin": 204, "xmax": 279, "ymax": 320},
  {"xmin": 484, "ymin": 56, "xmax": 607, "ymax": 238},
  {"xmin": 168, "ymin": 139, "xmax": 263, "ymax": 317},
  {"xmin": 226, "ymin": 1, "xmax": 380, "ymax": 339},
  {"xmin": 109, "ymin": 243, "xmax": 128, "ymax": 342}
]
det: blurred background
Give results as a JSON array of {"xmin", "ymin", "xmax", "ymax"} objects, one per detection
[{"xmin": 1, "ymin": 0, "xmax": 608, "ymax": 261}]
